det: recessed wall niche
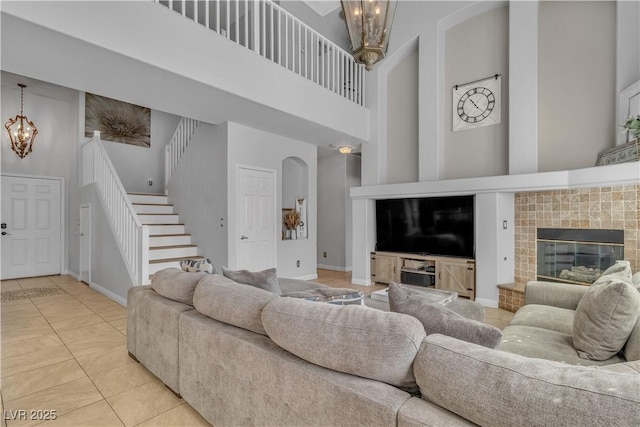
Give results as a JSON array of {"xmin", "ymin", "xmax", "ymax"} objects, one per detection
[{"xmin": 282, "ymin": 156, "xmax": 309, "ymax": 240}]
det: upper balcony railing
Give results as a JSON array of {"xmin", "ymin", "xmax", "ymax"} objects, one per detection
[{"xmin": 155, "ymin": 0, "xmax": 365, "ymax": 106}]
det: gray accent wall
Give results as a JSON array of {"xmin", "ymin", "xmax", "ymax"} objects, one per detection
[
  {"xmin": 167, "ymin": 122, "xmax": 229, "ymax": 271},
  {"xmin": 538, "ymin": 1, "xmax": 616, "ymax": 172},
  {"xmin": 387, "ymin": 45, "xmax": 419, "ymax": 184},
  {"xmin": 444, "ymin": 5, "xmax": 509, "ymax": 179},
  {"xmin": 102, "ymin": 110, "xmax": 181, "ymax": 194},
  {"xmin": 317, "ymin": 149, "xmax": 361, "ymax": 271},
  {"xmin": 81, "ymin": 185, "xmax": 134, "ymax": 302}
]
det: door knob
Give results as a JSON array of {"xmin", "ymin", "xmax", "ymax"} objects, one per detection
[
  {"xmin": 1, "ymin": 231, "xmax": 10, "ymax": 236},
  {"xmin": 240, "ymin": 235, "xmax": 249, "ymax": 240}
]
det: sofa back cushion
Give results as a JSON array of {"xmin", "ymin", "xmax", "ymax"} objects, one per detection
[
  {"xmin": 573, "ymin": 262, "xmax": 640, "ymax": 361},
  {"xmin": 388, "ymin": 283, "xmax": 503, "ymax": 348},
  {"xmin": 415, "ymin": 334, "xmax": 640, "ymax": 427},
  {"xmin": 151, "ymin": 268, "xmax": 208, "ymax": 305},
  {"xmin": 193, "ymin": 274, "xmax": 279, "ymax": 336},
  {"xmin": 262, "ymin": 298, "xmax": 426, "ymax": 392}
]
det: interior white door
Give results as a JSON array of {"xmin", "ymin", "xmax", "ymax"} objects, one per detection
[
  {"xmin": 79, "ymin": 204, "xmax": 91, "ymax": 283},
  {"xmin": 1, "ymin": 175, "xmax": 62, "ymax": 279},
  {"xmin": 236, "ymin": 166, "xmax": 276, "ymax": 271}
]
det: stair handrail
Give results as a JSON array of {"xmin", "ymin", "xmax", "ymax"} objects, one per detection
[
  {"xmin": 81, "ymin": 132, "xmax": 150, "ymax": 285},
  {"xmin": 165, "ymin": 117, "xmax": 199, "ymax": 189}
]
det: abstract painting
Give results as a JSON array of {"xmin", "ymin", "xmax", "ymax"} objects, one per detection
[{"xmin": 85, "ymin": 93, "xmax": 151, "ymax": 147}]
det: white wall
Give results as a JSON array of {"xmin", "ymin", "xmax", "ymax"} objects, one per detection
[
  {"xmin": 387, "ymin": 46, "xmax": 419, "ymax": 184},
  {"xmin": 538, "ymin": 1, "xmax": 616, "ymax": 172},
  {"xmin": 102, "ymin": 110, "xmax": 181, "ymax": 194},
  {"xmin": 167, "ymin": 123, "xmax": 228, "ymax": 270},
  {"xmin": 1, "ymin": 79, "xmax": 80, "ymax": 276},
  {"xmin": 444, "ymin": 6, "xmax": 509, "ymax": 179},
  {"xmin": 226, "ymin": 122, "xmax": 317, "ymax": 279}
]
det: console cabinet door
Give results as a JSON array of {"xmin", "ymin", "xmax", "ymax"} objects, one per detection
[
  {"xmin": 371, "ymin": 254, "xmax": 398, "ymax": 284},
  {"xmin": 436, "ymin": 260, "xmax": 475, "ymax": 299}
]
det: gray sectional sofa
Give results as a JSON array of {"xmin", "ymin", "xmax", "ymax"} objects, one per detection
[{"xmin": 127, "ymin": 269, "xmax": 640, "ymax": 427}]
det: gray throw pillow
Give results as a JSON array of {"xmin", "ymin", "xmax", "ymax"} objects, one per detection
[
  {"xmin": 573, "ymin": 266, "xmax": 640, "ymax": 361},
  {"xmin": 221, "ymin": 267, "xmax": 281, "ymax": 295},
  {"xmin": 388, "ymin": 283, "xmax": 503, "ymax": 349}
]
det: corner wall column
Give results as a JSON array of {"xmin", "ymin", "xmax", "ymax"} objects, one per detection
[{"xmin": 351, "ymin": 198, "xmax": 375, "ymax": 285}]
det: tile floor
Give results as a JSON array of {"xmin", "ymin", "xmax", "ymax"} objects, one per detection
[{"xmin": 1, "ymin": 270, "xmax": 513, "ymax": 427}]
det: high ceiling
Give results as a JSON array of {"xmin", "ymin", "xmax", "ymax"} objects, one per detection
[{"xmin": 303, "ymin": 1, "xmax": 340, "ymax": 17}]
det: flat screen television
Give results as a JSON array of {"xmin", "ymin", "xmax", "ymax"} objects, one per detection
[{"xmin": 375, "ymin": 195, "xmax": 475, "ymax": 258}]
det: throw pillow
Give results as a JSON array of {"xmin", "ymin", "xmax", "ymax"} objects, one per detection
[
  {"xmin": 388, "ymin": 283, "xmax": 503, "ymax": 349},
  {"xmin": 222, "ymin": 267, "xmax": 281, "ymax": 295},
  {"xmin": 180, "ymin": 258, "xmax": 216, "ymax": 274},
  {"xmin": 600, "ymin": 259, "xmax": 632, "ymax": 277},
  {"xmin": 573, "ymin": 268, "xmax": 640, "ymax": 361}
]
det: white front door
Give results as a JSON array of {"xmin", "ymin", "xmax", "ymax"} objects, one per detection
[
  {"xmin": 79, "ymin": 204, "xmax": 91, "ymax": 283},
  {"xmin": 1, "ymin": 175, "xmax": 62, "ymax": 279},
  {"xmin": 235, "ymin": 166, "xmax": 276, "ymax": 271}
]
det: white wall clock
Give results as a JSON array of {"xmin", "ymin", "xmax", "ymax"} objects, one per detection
[{"xmin": 452, "ymin": 75, "xmax": 502, "ymax": 132}]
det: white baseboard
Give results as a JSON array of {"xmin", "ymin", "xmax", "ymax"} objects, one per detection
[
  {"xmin": 351, "ymin": 278, "xmax": 372, "ymax": 286},
  {"xmin": 88, "ymin": 281, "xmax": 127, "ymax": 307},
  {"xmin": 66, "ymin": 271, "xmax": 80, "ymax": 281},
  {"xmin": 294, "ymin": 274, "xmax": 318, "ymax": 281},
  {"xmin": 475, "ymin": 297, "xmax": 498, "ymax": 308},
  {"xmin": 317, "ymin": 264, "xmax": 353, "ymax": 272}
]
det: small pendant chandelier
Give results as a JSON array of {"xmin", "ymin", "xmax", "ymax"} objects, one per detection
[
  {"xmin": 5, "ymin": 84, "xmax": 38, "ymax": 159},
  {"xmin": 340, "ymin": 0, "xmax": 398, "ymax": 71}
]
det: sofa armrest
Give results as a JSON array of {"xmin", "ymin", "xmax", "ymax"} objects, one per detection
[{"xmin": 524, "ymin": 280, "xmax": 589, "ymax": 310}]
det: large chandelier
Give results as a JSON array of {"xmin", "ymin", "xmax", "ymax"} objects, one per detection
[
  {"xmin": 5, "ymin": 84, "xmax": 38, "ymax": 159},
  {"xmin": 340, "ymin": 0, "xmax": 397, "ymax": 71}
]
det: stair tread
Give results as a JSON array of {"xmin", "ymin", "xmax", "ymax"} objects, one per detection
[
  {"xmin": 138, "ymin": 213, "xmax": 179, "ymax": 216},
  {"xmin": 128, "ymin": 192, "xmax": 166, "ymax": 196},
  {"xmin": 132, "ymin": 203, "xmax": 173, "ymax": 206},
  {"xmin": 150, "ymin": 234, "xmax": 191, "ymax": 237},
  {"xmin": 145, "ymin": 223, "xmax": 185, "ymax": 226},
  {"xmin": 150, "ymin": 256, "xmax": 204, "ymax": 264},
  {"xmin": 150, "ymin": 245, "xmax": 197, "ymax": 250}
]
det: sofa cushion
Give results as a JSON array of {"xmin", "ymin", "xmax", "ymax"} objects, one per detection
[
  {"xmin": 573, "ymin": 264, "xmax": 640, "ymax": 361},
  {"xmin": 633, "ymin": 271, "xmax": 640, "ymax": 291},
  {"xmin": 262, "ymin": 297, "xmax": 426, "ymax": 392},
  {"xmin": 623, "ymin": 316, "xmax": 640, "ymax": 362},
  {"xmin": 151, "ymin": 268, "xmax": 208, "ymax": 306},
  {"xmin": 509, "ymin": 304, "xmax": 575, "ymax": 336},
  {"xmin": 222, "ymin": 267, "xmax": 281, "ymax": 295},
  {"xmin": 415, "ymin": 334, "xmax": 640, "ymax": 427},
  {"xmin": 180, "ymin": 258, "xmax": 217, "ymax": 274},
  {"xmin": 193, "ymin": 274, "xmax": 279, "ymax": 336},
  {"xmin": 499, "ymin": 325, "xmax": 625, "ymax": 366},
  {"xmin": 388, "ymin": 283, "xmax": 502, "ymax": 349}
]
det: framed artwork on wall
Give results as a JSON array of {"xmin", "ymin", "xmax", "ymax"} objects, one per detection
[
  {"xmin": 85, "ymin": 93, "xmax": 151, "ymax": 147},
  {"xmin": 452, "ymin": 74, "xmax": 502, "ymax": 132}
]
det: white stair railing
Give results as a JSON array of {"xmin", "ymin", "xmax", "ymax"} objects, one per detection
[
  {"xmin": 154, "ymin": 0, "xmax": 365, "ymax": 106},
  {"xmin": 82, "ymin": 132, "xmax": 150, "ymax": 285},
  {"xmin": 165, "ymin": 117, "xmax": 199, "ymax": 188}
]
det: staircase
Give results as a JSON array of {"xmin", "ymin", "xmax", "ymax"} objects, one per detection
[{"xmin": 129, "ymin": 192, "xmax": 203, "ymax": 276}]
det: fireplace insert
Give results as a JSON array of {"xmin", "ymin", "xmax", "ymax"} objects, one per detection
[{"xmin": 537, "ymin": 228, "xmax": 624, "ymax": 284}]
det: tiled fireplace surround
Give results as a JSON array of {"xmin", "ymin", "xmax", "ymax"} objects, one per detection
[{"xmin": 500, "ymin": 184, "xmax": 640, "ymax": 312}]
